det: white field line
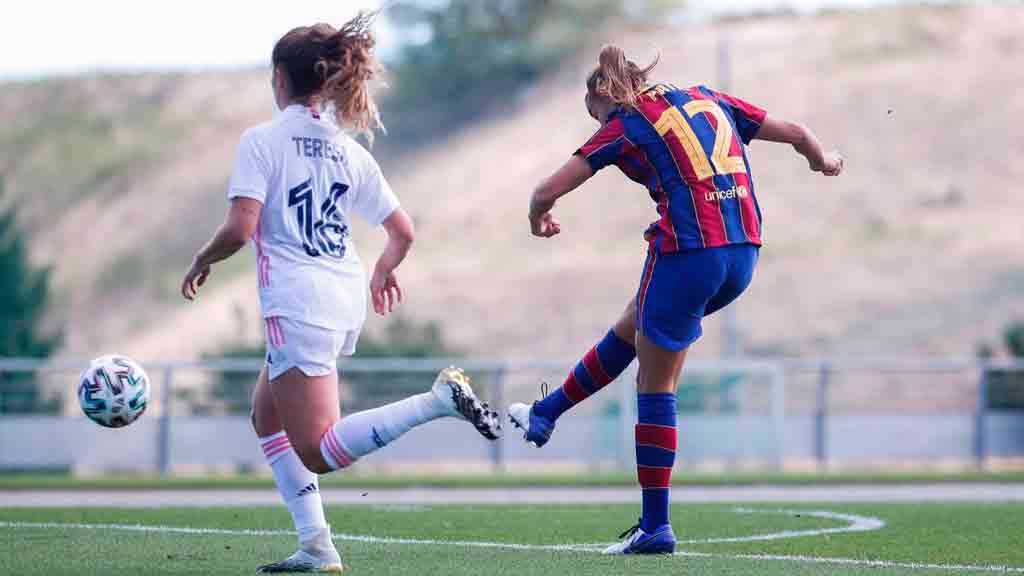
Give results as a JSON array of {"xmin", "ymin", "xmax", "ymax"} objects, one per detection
[
  {"xmin": 0, "ymin": 509, "xmax": 875, "ymax": 549},
  {"xmin": 0, "ymin": 521, "xmax": 590, "ymax": 552},
  {"xmin": 677, "ymin": 551, "xmax": 1024, "ymax": 574},
  {"xmin": 1, "ymin": 511, "xmax": 1021, "ymax": 574}
]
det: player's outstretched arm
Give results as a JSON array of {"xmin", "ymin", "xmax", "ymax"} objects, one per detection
[
  {"xmin": 529, "ymin": 155, "xmax": 594, "ymax": 237},
  {"xmin": 182, "ymin": 198, "xmax": 262, "ymax": 301},
  {"xmin": 370, "ymin": 207, "xmax": 415, "ymax": 316},
  {"xmin": 754, "ymin": 117, "xmax": 844, "ymax": 176}
]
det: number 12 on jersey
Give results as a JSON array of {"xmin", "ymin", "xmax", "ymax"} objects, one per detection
[
  {"xmin": 653, "ymin": 101, "xmax": 746, "ymax": 181},
  {"xmin": 287, "ymin": 177, "xmax": 350, "ymax": 259}
]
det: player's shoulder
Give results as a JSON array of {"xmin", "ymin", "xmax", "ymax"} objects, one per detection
[
  {"xmin": 687, "ymin": 84, "xmax": 755, "ymax": 109},
  {"xmin": 676, "ymin": 84, "xmax": 717, "ymax": 100},
  {"xmin": 327, "ymin": 130, "xmax": 359, "ymax": 153},
  {"xmin": 237, "ymin": 120, "xmax": 278, "ymax": 151},
  {"xmin": 244, "ymin": 118, "xmax": 278, "ymax": 138},
  {"xmin": 333, "ymin": 132, "xmax": 380, "ymax": 171}
]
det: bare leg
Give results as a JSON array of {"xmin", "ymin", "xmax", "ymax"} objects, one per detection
[
  {"xmin": 268, "ymin": 368, "xmax": 341, "ymax": 474},
  {"xmin": 251, "ymin": 367, "xmax": 282, "ymax": 436},
  {"xmin": 612, "ymin": 299, "xmax": 638, "ymax": 347},
  {"xmin": 635, "ymin": 331, "xmax": 688, "ymax": 394}
]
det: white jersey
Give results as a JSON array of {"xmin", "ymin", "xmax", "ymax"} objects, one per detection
[{"xmin": 227, "ymin": 104, "xmax": 399, "ymax": 331}]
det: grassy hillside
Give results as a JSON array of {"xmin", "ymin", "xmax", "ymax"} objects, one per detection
[{"xmin": 1, "ymin": 5, "xmax": 1021, "ymax": 367}]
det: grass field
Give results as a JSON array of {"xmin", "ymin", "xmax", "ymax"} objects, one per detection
[
  {"xmin": 2, "ymin": 470, "xmax": 1023, "ymax": 491},
  {"xmin": 2, "ymin": 503, "xmax": 1022, "ymax": 575}
]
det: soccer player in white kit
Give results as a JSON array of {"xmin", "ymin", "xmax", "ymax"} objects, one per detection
[{"xmin": 181, "ymin": 13, "xmax": 502, "ymax": 573}]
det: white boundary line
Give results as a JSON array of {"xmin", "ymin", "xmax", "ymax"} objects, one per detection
[{"xmin": 1, "ymin": 510, "xmax": 1021, "ymax": 574}]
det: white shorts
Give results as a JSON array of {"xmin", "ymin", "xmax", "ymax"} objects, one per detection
[{"xmin": 264, "ymin": 316, "xmax": 360, "ymax": 381}]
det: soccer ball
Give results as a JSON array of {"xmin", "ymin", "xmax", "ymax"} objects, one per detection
[{"xmin": 77, "ymin": 355, "xmax": 150, "ymax": 428}]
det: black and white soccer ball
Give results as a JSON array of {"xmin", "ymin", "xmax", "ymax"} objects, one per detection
[{"xmin": 77, "ymin": 355, "xmax": 150, "ymax": 428}]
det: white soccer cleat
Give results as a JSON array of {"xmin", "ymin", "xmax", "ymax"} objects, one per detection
[
  {"xmin": 255, "ymin": 549, "xmax": 344, "ymax": 573},
  {"xmin": 507, "ymin": 401, "xmax": 555, "ymax": 448},
  {"xmin": 432, "ymin": 367, "xmax": 503, "ymax": 440},
  {"xmin": 507, "ymin": 402, "xmax": 532, "ymax": 439},
  {"xmin": 256, "ymin": 527, "xmax": 344, "ymax": 573},
  {"xmin": 602, "ymin": 522, "xmax": 677, "ymax": 555}
]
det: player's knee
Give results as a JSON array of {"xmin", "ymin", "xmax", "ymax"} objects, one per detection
[
  {"xmin": 613, "ymin": 320, "xmax": 636, "ymax": 347},
  {"xmin": 293, "ymin": 441, "xmax": 332, "ymax": 474},
  {"xmin": 612, "ymin": 306, "xmax": 637, "ymax": 347}
]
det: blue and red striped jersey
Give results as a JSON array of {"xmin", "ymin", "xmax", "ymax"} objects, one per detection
[{"xmin": 575, "ymin": 84, "xmax": 767, "ymax": 253}]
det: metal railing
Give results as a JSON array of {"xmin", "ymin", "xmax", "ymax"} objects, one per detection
[{"xmin": 0, "ymin": 357, "xmax": 1022, "ymax": 475}]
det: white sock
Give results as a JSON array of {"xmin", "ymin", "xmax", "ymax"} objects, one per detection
[
  {"xmin": 260, "ymin": 432, "xmax": 329, "ymax": 545},
  {"xmin": 320, "ymin": 392, "xmax": 446, "ymax": 469}
]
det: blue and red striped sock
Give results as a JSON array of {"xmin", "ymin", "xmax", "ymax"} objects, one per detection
[
  {"xmin": 636, "ymin": 393, "xmax": 677, "ymax": 534},
  {"xmin": 534, "ymin": 329, "xmax": 636, "ymax": 421}
]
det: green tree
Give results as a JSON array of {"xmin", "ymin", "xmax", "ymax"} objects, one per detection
[
  {"xmin": 1005, "ymin": 323, "xmax": 1024, "ymax": 358},
  {"xmin": 0, "ymin": 177, "xmax": 63, "ymax": 413},
  {"xmin": 352, "ymin": 316, "xmax": 453, "ymax": 359},
  {"xmin": 982, "ymin": 321, "xmax": 1024, "ymax": 410},
  {"xmin": 380, "ymin": 0, "xmax": 628, "ymax": 149}
]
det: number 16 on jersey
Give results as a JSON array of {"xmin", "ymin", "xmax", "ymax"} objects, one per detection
[{"xmin": 287, "ymin": 177, "xmax": 350, "ymax": 259}]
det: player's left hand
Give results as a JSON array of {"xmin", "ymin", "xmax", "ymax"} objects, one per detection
[
  {"xmin": 530, "ymin": 212, "xmax": 562, "ymax": 238},
  {"xmin": 815, "ymin": 151, "xmax": 844, "ymax": 176},
  {"xmin": 181, "ymin": 260, "xmax": 211, "ymax": 301},
  {"xmin": 371, "ymin": 269, "xmax": 403, "ymax": 316}
]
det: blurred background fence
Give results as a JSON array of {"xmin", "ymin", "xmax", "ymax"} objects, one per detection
[{"xmin": 1, "ymin": 357, "xmax": 1022, "ymax": 476}]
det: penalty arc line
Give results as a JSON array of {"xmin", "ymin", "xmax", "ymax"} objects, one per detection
[
  {"xmin": 0, "ymin": 512, "xmax": 1021, "ymax": 574},
  {"xmin": 567, "ymin": 509, "xmax": 887, "ymax": 550},
  {"xmin": 680, "ymin": 508, "xmax": 886, "ymax": 545}
]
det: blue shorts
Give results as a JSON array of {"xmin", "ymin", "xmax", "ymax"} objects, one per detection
[{"xmin": 636, "ymin": 244, "xmax": 759, "ymax": 351}]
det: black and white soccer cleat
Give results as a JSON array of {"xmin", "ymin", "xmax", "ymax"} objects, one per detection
[{"xmin": 432, "ymin": 367, "xmax": 503, "ymax": 440}]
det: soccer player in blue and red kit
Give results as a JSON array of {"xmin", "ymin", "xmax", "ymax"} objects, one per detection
[{"xmin": 508, "ymin": 45, "xmax": 843, "ymax": 554}]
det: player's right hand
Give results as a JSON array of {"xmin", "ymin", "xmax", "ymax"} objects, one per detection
[
  {"xmin": 370, "ymin": 269, "xmax": 402, "ymax": 316},
  {"xmin": 530, "ymin": 212, "xmax": 562, "ymax": 238},
  {"xmin": 814, "ymin": 151, "xmax": 844, "ymax": 176},
  {"xmin": 181, "ymin": 260, "xmax": 211, "ymax": 301}
]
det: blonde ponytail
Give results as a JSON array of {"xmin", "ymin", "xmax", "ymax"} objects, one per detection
[
  {"xmin": 587, "ymin": 45, "xmax": 660, "ymax": 108},
  {"xmin": 319, "ymin": 12, "xmax": 384, "ymax": 143}
]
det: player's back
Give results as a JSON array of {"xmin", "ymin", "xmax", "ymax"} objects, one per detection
[
  {"xmin": 621, "ymin": 84, "xmax": 766, "ymax": 251},
  {"xmin": 228, "ymin": 104, "xmax": 399, "ymax": 331}
]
